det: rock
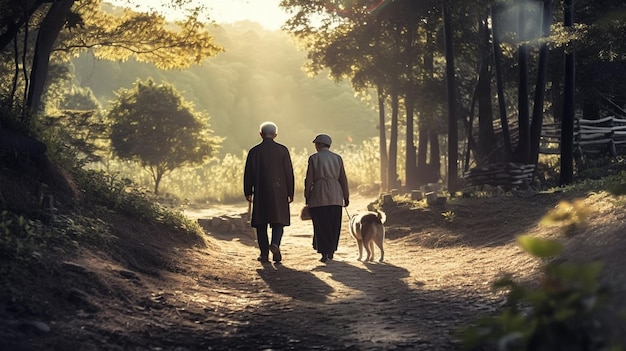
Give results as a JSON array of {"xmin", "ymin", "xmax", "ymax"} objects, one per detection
[
  {"xmin": 197, "ymin": 218, "xmax": 211, "ymax": 231},
  {"xmin": 62, "ymin": 261, "xmax": 89, "ymax": 274},
  {"xmin": 118, "ymin": 269, "xmax": 139, "ymax": 280},
  {"xmin": 198, "ymin": 215, "xmax": 248, "ymax": 232},
  {"xmin": 426, "ymin": 192, "xmax": 437, "ymax": 205},
  {"xmin": 411, "ymin": 190, "xmax": 424, "ymax": 201},
  {"xmin": 19, "ymin": 320, "xmax": 50, "ymax": 334},
  {"xmin": 68, "ymin": 288, "xmax": 88, "ymax": 301}
]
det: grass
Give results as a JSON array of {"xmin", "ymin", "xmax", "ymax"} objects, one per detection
[{"xmin": 89, "ymin": 138, "xmax": 393, "ymax": 205}]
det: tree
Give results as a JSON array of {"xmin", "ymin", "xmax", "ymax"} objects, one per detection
[
  {"xmin": 0, "ymin": 0, "xmax": 222, "ymax": 119},
  {"xmin": 560, "ymin": 0, "xmax": 575, "ymax": 185},
  {"xmin": 108, "ymin": 78, "xmax": 221, "ymax": 194},
  {"xmin": 530, "ymin": 0, "xmax": 553, "ymax": 166},
  {"xmin": 443, "ymin": 0, "xmax": 458, "ymax": 193},
  {"xmin": 280, "ymin": 0, "xmax": 402, "ymax": 190}
]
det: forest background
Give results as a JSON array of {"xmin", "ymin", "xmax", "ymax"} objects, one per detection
[
  {"xmin": 64, "ymin": 8, "xmax": 384, "ymax": 204},
  {"xmin": 3, "ymin": 0, "xmax": 626, "ymax": 205}
]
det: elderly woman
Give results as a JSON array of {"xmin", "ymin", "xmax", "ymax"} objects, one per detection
[{"xmin": 304, "ymin": 133, "xmax": 349, "ymax": 263}]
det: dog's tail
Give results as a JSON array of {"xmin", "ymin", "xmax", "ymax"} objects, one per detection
[{"xmin": 376, "ymin": 210, "xmax": 386, "ymax": 224}]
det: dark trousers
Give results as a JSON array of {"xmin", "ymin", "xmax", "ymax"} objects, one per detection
[
  {"xmin": 310, "ymin": 205, "xmax": 342, "ymax": 255},
  {"xmin": 256, "ymin": 224, "xmax": 284, "ymax": 257}
]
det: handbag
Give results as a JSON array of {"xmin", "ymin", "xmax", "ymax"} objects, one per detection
[{"xmin": 300, "ymin": 206, "xmax": 312, "ymax": 221}]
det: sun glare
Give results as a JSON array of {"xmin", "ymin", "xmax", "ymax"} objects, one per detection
[{"xmin": 104, "ymin": 0, "xmax": 290, "ymax": 30}]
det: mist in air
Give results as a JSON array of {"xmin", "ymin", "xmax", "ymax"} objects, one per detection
[{"xmin": 72, "ymin": 21, "xmax": 379, "ymax": 156}]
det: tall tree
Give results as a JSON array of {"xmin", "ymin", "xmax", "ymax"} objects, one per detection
[
  {"xmin": 530, "ymin": 0, "xmax": 553, "ymax": 166},
  {"xmin": 443, "ymin": 0, "xmax": 458, "ymax": 193},
  {"xmin": 0, "ymin": 0, "xmax": 222, "ymax": 120},
  {"xmin": 281, "ymin": 0, "xmax": 402, "ymax": 189},
  {"xmin": 560, "ymin": 0, "xmax": 575, "ymax": 185},
  {"xmin": 476, "ymin": 16, "xmax": 497, "ymax": 165},
  {"xmin": 491, "ymin": 3, "xmax": 513, "ymax": 160},
  {"xmin": 108, "ymin": 78, "xmax": 221, "ymax": 194},
  {"xmin": 514, "ymin": 0, "xmax": 532, "ymax": 164},
  {"xmin": 27, "ymin": 0, "xmax": 75, "ymax": 115}
]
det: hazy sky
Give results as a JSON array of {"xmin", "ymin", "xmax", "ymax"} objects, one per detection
[{"xmin": 104, "ymin": 0, "xmax": 291, "ymax": 30}]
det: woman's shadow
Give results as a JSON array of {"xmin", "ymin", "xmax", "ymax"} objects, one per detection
[
  {"xmin": 256, "ymin": 264, "xmax": 334, "ymax": 303},
  {"xmin": 312, "ymin": 259, "xmax": 411, "ymax": 295}
]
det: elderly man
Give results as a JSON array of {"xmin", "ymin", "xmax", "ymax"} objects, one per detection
[{"xmin": 244, "ymin": 121, "xmax": 295, "ymax": 263}]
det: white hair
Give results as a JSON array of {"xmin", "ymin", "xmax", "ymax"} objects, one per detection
[{"xmin": 260, "ymin": 121, "xmax": 278, "ymax": 137}]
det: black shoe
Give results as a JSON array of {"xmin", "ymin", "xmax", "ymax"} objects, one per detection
[
  {"xmin": 257, "ymin": 256, "xmax": 269, "ymax": 263},
  {"xmin": 328, "ymin": 253, "xmax": 334, "ymax": 260},
  {"xmin": 319, "ymin": 254, "xmax": 328, "ymax": 263},
  {"xmin": 269, "ymin": 244, "xmax": 282, "ymax": 262}
]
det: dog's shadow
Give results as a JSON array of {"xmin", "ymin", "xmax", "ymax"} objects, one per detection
[
  {"xmin": 312, "ymin": 260, "xmax": 410, "ymax": 294},
  {"xmin": 256, "ymin": 264, "xmax": 333, "ymax": 303}
]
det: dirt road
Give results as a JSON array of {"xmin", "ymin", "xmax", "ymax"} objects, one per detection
[
  {"xmin": 175, "ymin": 195, "xmax": 540, "ymax": 350},
  {"xmin": 14, "ymin": 190, "xmax": 626, "ymax": 350}
]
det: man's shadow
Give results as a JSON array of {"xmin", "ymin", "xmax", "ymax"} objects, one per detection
[{"xmin": 256, "ymin": 264, "xmax": 333, "ymax": 303}]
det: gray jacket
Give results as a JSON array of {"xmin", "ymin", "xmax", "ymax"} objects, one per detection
[{"xmin": 304, "ymin": 148, "xmax": 349, "ymax": 207}]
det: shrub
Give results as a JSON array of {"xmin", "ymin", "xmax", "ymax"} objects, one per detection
[{"xmin": 458, "ymin": 201, "xmax": 622, "ymax": 351}]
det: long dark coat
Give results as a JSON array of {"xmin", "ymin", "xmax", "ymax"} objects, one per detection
[{"xmin": 244, "ymin": 138, "xmax": 294, "ymax": 228}]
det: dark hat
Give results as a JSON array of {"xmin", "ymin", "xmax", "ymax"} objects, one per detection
[{"xmin": 312, "ymin": 133, "xmax": 332, "ymax": 146}]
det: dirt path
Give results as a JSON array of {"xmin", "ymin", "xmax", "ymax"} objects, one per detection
[
  {"xmin": 7, "ymin": 189, "xmax": 626, "ymax": 350},
  {"xmin": 168, "ymin": 195, "xmax": 541, "ymax": 350}
]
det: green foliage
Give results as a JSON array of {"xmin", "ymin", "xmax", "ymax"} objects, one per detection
[
  {"xmin": 517, "ymin": 235, "xmax": 563, "ymax": 259},
  {"xmin": 539, "ymin": 199, "xmax": 589, "ymax": 235},
  {"xmin": 441, "ymin": 210, "xmax": 456, "ymax": 223},
  {"xmin": 73, "ymin": 168, "xmax": 204, "ymax": 236},
  {"xmin": 0, "ymin": 211, "xmax": 44, "ymax": 262},
  {"xmin": 108, "ymin": 78, "xmax": 222, "ymax": 194},
  {"xmin": 0, "ymin": 208, "xmax": 112, "ymax": 266},
  {"xmin": 460, "ymin": 249, "xmax": 616, "ymax": 351},
  {"xmin": 90, "ymin": 136, "xmax": 391, "ymax": 204},
  {"xmin": 459, "ymin": 204, "xmax": 621, "ymax": 351},
  {"xmin": 56, "ymin": 1, "xmax": 223, "ymax": 69},
  {"xmin": 71, "ymin": 23, "xmax": 380, "ymax": 156}
]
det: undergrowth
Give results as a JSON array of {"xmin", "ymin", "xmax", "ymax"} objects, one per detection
[{"xmin": 458, "ymin": 181, "xmax": 626, "ymax": 351}]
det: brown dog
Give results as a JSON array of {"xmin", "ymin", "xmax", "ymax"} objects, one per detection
[{"xmin": 348, "ymin": 210, "xmax": 386, "ymax": 262}]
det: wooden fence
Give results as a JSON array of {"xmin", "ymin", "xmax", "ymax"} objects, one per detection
[
  {"xmin": 464, "ymin": 115, "xmax": 626, "ymax": 188},
  {"xmin": 541, "ymin": 115, "xmax": 626, "ymax": 156}
]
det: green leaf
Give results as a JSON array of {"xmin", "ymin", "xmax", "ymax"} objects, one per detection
[{"xmin": 517, "ymin": 235, "xmax": 563, "ymax": 258}]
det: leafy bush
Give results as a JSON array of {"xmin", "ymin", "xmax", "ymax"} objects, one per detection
[
  {"xmin": 0, "ymin": 209, "xmax": 109, "ymax": 272},
  {"xmin": 0, "ymin": 211, "xmax": 45, "ymax": 262},
  {"xmin": 459, "ymin": 201, "xmax": 622, "ymax": 351},
  {"xmin": 73, "ymin": 167, "xmax": 204, "ymax": 236}
]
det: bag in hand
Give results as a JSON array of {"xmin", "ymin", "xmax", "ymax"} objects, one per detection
[{"xmin": 300, "ymin": 206, "xmax": 312, "ymax": 220}]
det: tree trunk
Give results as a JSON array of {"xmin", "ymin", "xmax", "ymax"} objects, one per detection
[
  {"xmin": 387, "ymin": 83, "xmax": 399, "ymax": 190},
  {"xmin": 491, "ymin": 4, "xmax": 512, "ymax": 160},
  {"xmin": 443, "ymin": 0, "xmax": 458, "ymax": 194},
  {"xmin": 560, "ymin": 0, "xmax": 575, "ymax": 185},
  {"xmin": 477, "ymin": 32, "xmax": 496, "ymax": 163},
  {"xmin": 514, "ymin": 1, "xmax": 531, "ymax": 164},
  {"xmin": 418, "ymin": 28, "xmax": 439, "ymax": 185},
  {"xmin": 0, "ymin": 0, "xmax": 46, "ymax": 52},
  {"xmin": 404, "ymin": 22, "xmax": 417, "ymax": 190},
  {"xmin": 464, "ymin": 84, "xmax": 477, "ymax": 172},
  {"xmin": 26, "ymin": 0, "xmax": 75, "ymax": 116},
  {"xmin": 530, "ymin": 0, "xmax": 553, "ymax": 166},
  {"xmin": 417, "ymin": 126, "xmax": 429, "ymax": 173},
  {"xmin": 405, "ymin": 87, "xmax": 416, "ymax": 189},
  {"xmin": 377, "ymin": 83, "xmax": 388, "ymax": 191},
  {"xmin": 429, "ymin": 129, "xmax": 440, "ymax": 182}
]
